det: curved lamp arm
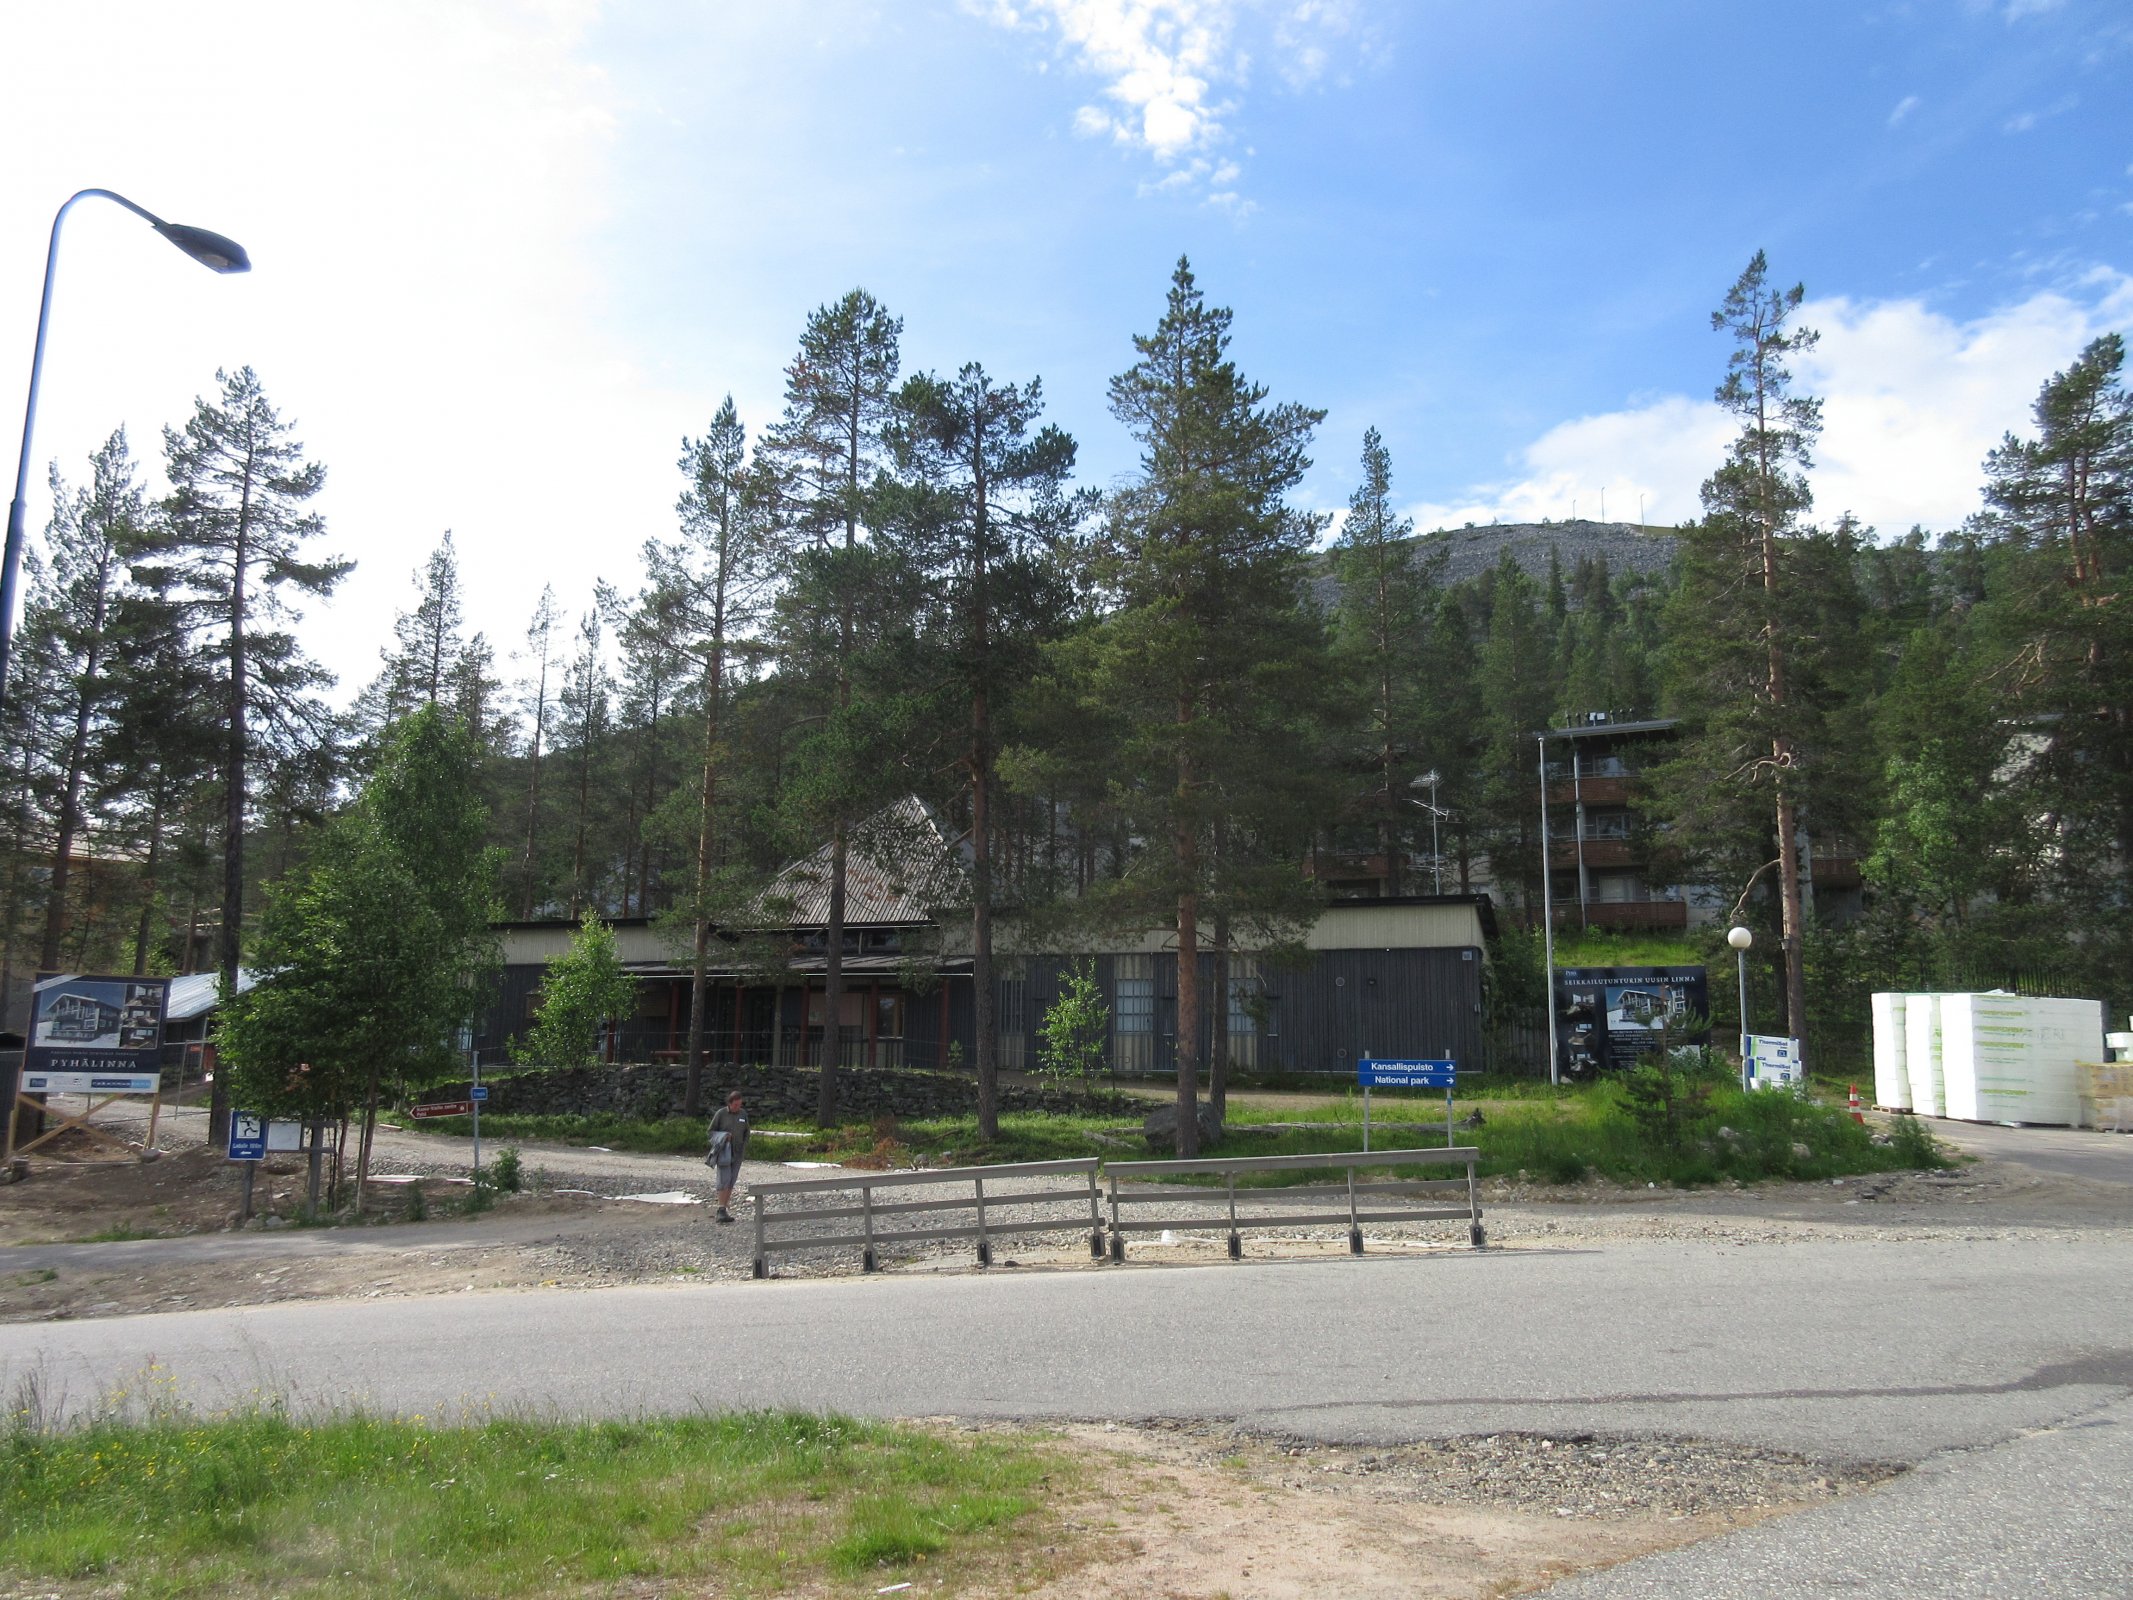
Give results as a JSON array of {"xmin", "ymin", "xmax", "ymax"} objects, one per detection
[{"xmin": 0, "ymin": 189, "xmax": 249, "ymax": 711}]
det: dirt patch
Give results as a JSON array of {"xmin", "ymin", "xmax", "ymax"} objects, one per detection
[
  {"xmin": 1010, "ymin": 1423, "xmax": 1894, "ymax": 1600},
  {"xmin": 0, "ymin": 1143, "xmax": 253, "ymax": 1245}
]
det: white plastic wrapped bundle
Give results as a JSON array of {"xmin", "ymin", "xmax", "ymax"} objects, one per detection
[
  {"xmin": 1904, "ymin": 994, "xmax": 1945, "ymax": 1117},
  {"xmin": 1870, "ymin": 993, "xmax": 1911, "ymax": 1110},
  {"xmin": 1938, "ymin": 994, "xmax": 2104, "ymax": 1126}
]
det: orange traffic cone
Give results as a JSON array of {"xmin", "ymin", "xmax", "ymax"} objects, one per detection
[{"xmin": 1848, "ymin": 1084, "xmax": 1865, "ymax": 1124}]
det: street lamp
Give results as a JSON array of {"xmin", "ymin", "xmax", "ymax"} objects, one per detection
[
  {"xmin": 2, "ymin": 189, "xmax": 250, "ymax": 709},
  {"xmin": 1727, "ymin": 925, "xmax": 1753, "ymax": 1089}
]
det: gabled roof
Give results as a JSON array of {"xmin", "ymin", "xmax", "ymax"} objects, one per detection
[{"xmin": 754, "ymin": 796, "xmax": 970, "ymax": 929}]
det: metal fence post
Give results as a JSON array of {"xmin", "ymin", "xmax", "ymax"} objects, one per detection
[
  {"xmin": 1467, "ymin": 1156, "xmax": 1486, "ymax": 1250},
  {"xmin": 862, "ymin": 1182, "xmax": 877, "ymax": 1273},
  {"xmin": 752, "ymin": 1192, "xmax": 767, "ymax": 1279},
  {"xmin": 1107, "ymin": 1169, "xmax": 1124, "ymax": 1261},
  {"xmin": 1226, "ymin": 1172, "xmax": 1241, "ymax": 1260},
  {"xmin": 973, "ymin": 1175, "xmax": 991, "ymax": 1267},
  {"xmin": 1347, "ymin": 1165, "xmax": 1363, "ymax": 1254}
]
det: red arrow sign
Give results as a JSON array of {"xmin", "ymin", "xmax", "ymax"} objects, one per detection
[{"xmin": 409, "ymin": 1100, "xmax": 474, "ymax": 1120}]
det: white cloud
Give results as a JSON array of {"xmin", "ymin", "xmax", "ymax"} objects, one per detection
[
  {"xmin": 978, "ymin": 0, "xmax": 1356, "ymax": 204},
  {"xmin": 1887, "ymin": 94, "xmax": 1922, "ymax": 127},
  {"xmin": 0, "ymin": 0, "xmax": 692, "ymax": 703},
  {"xmin": 1402, "ymin": 274, "xmax": 2133, "ymax": 538},
  {"xmin": 2004, "ymin": 0, "xmax": 2064, "ymax": 19}
]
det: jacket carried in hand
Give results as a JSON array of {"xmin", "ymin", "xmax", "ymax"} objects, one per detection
[{"xmin": 708, "ymin": 1106, "xmax": 750, "ymax": 1164}]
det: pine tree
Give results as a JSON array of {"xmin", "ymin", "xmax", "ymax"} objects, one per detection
[
  {"xmin": 1331, "ymin": 427, "xmax": 1433, "ymax": 895},
  {"xmin": 1079, "ymin": 258, "xmax": 1326, "ymax": 1155},
  {"xmin": 644, "ymin": 396, "xmax": 774, "ymax": 1115},
  {"xmin": 1655, "ymin": 255, "xmax": 1823, "ymax": 1045},
  {"xmin": 32, "ymin": 431, "xmax": 149, "ymax": 971},
  {"xmin": 882, "ymin": 362, "xmax": 1080, "ymax": 1138},
  {"xmin": 557, "ymin": 610, "xmax": 611, "ymax": 918},
  {"xmin": 1969, "ymin": 334, "xmax": 2132, "ymax": 989},
  {"xmin": 515, "ymin": 586, "xmax": 562, "ymax": 917},
  {"xmin": 138, "ymin": 367, "xmax": 347, "ymax": 1133},
  {"xmin": 761, "ymin": 290, "xmax": 903, "ymax": 1122}
]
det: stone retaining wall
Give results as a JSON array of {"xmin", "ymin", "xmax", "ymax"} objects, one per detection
[{"xmin": 463, "ymin": 1061, "xmax": 1142, "ymax": 1122}]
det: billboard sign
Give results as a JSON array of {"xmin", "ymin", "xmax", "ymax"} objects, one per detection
[
  {"xmin": 1553, "ymin": 965, "xmax": 1710, "ymax": 1076},
  {"xmin": 25, "ymin": 974, "xmax": 170, "ymax": 1081}
]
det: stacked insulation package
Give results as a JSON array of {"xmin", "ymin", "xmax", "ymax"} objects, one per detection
[
  {"xmin": 1869, "ymin": 992, "xmax": 1912, "ymax": 1111},
  {"xmin": 1872, "ymin": 991, "xmax": 2107, "ymax": 1126}
]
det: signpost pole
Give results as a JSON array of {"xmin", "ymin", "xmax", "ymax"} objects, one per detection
[
  {"xmin": 1446, "ymin": 1086, "xmax": 1455, "ymax": 1149},
  {"xmin": 1363, "ymin": 1081, "xmax": 1371, "ymax": 1152},
  {"xmin": 470, "ymin": 1050, "xmax": 482, "ymax": 1181}
]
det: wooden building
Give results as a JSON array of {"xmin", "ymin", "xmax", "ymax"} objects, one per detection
[{"xmin": 476, "ymin": 798, "xmax": 1498, "ymax": 1078}]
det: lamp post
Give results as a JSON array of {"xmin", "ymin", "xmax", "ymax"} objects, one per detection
[
  {"xmin": 1538, "ymin": 733, "xmax": 1558, "ymax": 1085},
  {"xmin": 2, "ymin": 189, "xmax": 249, "ymax": 710},
  {"xmin": 1727, "ymin": 925, "xmax": 1753, "ymax": 1089}
]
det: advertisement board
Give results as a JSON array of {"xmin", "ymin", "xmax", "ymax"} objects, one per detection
[
  {"xmin": 1553, "ymin": 965, "xmax": 1710, "ymax": 1076},
  {"xmin": 25, "ymin": 973, "xmax": 170, "ymax": 1080}
]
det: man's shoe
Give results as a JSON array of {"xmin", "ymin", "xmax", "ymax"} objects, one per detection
[{"xmin": 718, "ymin": 1207, "xmax": 733, "ymax": 1224}]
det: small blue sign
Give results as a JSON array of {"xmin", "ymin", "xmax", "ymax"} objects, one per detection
[
  {"xmin": 1359, "ymin": 1058, "xmax": 1457, "ymax": 1089},
  {"xmin": 228, "ymin": 1110, "xmax": 266, "ymax": 1162},
  {"xmin": 469, "ymin": 1085, "xmax": 489, "ymax": 1102}
]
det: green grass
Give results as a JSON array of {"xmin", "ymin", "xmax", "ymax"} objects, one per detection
[
  {"xmin": 70, "ymin": 1224, "xmax": 160, "ymax": 1244},
  {"xmin": 1547, "ymin": 928, "xmax": 1706, "ymax": 968},
  {"xmin": 0, "ymin": 1406, "xmax": 1067, "ymax": 1598}
]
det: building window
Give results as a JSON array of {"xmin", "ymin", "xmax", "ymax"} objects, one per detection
[
  {"xmin": 997, "ymin": 976, "xmax": 1026, "ymax": 1036},
  {"xmin": 1116, "ymin": 978, "xmax": 1154, "ymax": 1035}
]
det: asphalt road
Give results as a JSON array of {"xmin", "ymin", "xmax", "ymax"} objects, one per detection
[
  {"xmin": 8, "ymin": 1194, "xmax": 2131, "ymax": 1596},
  {"xmin": 6, "ymin": 1236, "xmax": 2129, "ymax": 1458},
  {"xmin": 1927, "ymin": 1116, "xmax": 2133, "ymax": 1185}
]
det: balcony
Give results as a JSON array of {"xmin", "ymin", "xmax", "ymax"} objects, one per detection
[
  {"xmin": 1551, "ymin": 837, "xmax": 1639, "ymax": 869},
  {"xmin": 1548, "ymin": 775, "xmax": 1638, "ymax": 807}
]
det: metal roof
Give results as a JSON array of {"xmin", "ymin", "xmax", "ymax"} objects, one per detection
[
  {"xmin": 164, "ymin": 968, "xmax": 258, "ymax": 1021},
  {"xmin": 754, "ymin": 797, "xmax": 970, "ymax": 929}
]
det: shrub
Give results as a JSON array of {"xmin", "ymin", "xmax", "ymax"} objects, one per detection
[
  {"xmin": 1037, "ymin": 960, "xmax": 1108, "ymax": 1081},
  {"xmin": 488, "ymin": 1146, "xmax": 523, "ymax": 1193}
]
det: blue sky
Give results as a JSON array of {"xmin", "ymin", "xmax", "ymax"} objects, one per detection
[{"xmin": 3, "ymin": 0, "xmax": 2128, "ymax": 695}]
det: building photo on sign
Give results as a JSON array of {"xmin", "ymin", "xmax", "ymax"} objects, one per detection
[
  {"xmin": 1553, "ymin": 966, "xmax": 1711, "ymax": 1076},
  {"xmin": 24, "ymin": 974, "xmax": 170, "ymax": 1078}
]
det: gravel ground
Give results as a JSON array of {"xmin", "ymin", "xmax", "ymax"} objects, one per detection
[
  {"xmin": 10, "ymin": 1097, "xmax": 2130, "ymax": 1325},
  {"xmin": 1125, "ymin": 1419, "xmax": 1900, "ymax": 1521}
]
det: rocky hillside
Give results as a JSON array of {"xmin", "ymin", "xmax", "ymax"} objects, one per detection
[
  {"xmin": 1415, "ymin": 519, "xmax": 1680, "ymax": 585},
  {"xmin": 1312, "ymin": 518, "xmax": 1680, "ymax": 605}
]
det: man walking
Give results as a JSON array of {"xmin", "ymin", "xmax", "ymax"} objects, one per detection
[{"xmin": 708, "ymin": 1089, "xmax": 750, "ymax": 1223}]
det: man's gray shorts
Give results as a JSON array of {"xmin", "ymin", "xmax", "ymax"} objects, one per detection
[{"xmin": 714, "ymin": 1153, "xmax": 741, "ymax": 1188}]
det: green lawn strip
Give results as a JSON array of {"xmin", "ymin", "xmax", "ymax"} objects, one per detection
[
  {"xmin": 401, "ymin": 1086, "xmax": 1944, "ymax": 1192},
  {"xmin": 1, "ymin": 1410, "xmax": 1066, "ymax": 1598}
]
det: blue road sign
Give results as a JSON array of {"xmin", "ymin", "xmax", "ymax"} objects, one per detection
[
  {"xmin": 469, "ymin": 1085, "xmax": 489, "ymax": 1102},
  {"xmin": 1358, "ymin": 1058, "xmax": 1457, "ymax": 1090},
  {"xmin": 228, "ymin": 1110, "xmax": 266, "ymax": 1162}
]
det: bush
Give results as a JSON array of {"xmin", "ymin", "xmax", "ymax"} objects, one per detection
[
  {"xmin": 488, "ymin": 1146, "xmax": 523, "ymax": 1193},
  {"xmin": 1036, "ymin": 960, "xmax": 1108, "ymax": 1081}
]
